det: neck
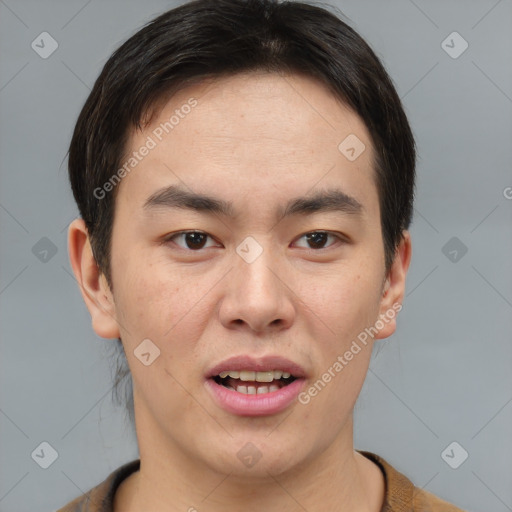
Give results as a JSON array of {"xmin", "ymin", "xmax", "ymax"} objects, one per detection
[{"xmin": 115, "ymin": 406, "xmax": 384, "ymax": 512}]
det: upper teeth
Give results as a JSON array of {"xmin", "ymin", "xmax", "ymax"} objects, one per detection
[{"xmin": 218, "ymin": 370, "xmax": 291, "ymax": 382}]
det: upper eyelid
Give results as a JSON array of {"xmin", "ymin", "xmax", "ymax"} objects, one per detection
[
  {"xmin": 166, "ymin": 230, "xmax": 345, "ymax": 249},
  {"xmin": 165, "ymin": 230, "xmax": 220, "ymax": 247}
]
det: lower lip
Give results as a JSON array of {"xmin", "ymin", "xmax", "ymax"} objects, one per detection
[{"xmin": 205, "ymin": 378, "xmax": 305, "ymax": 416}]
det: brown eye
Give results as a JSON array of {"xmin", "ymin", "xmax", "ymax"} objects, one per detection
[
  {"xmin": 167, "ymin": 231, "xmax": 216, "ymax": 250},
  {"xmin": 294, "ymin": 231, "xmax": 342, "ymax": 250}
]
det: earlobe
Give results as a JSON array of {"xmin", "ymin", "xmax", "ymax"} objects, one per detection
[
  {"xmin": 68, "ymin": 219, "xmax": 120, "ymax": 339},
  {"xmin": 375, "ymin": 231, "xmax": 412, "ymax": 340}
]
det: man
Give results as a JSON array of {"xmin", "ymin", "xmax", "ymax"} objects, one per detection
[{"xmin": 59, "ymin": 0, "xmax": 466, "ymax": 510}]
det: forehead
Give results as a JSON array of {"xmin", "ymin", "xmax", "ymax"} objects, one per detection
[{"xmin": 118, "ymin": 71, "xmax": 377, "ymax": 219}]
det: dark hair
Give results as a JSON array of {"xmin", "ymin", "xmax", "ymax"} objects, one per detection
[{"xmin": 68, "ymin": 0, "xmax": 416, "ymax": 421}]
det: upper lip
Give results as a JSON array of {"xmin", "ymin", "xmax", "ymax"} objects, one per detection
[{"xmin": 206, "ymin": 354, "xmax": 307, "ymax": 379}]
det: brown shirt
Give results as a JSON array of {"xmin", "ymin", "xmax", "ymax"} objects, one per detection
[{"xmin": 57, "ymin": 450, "xmax": 467, "ymax": 511}]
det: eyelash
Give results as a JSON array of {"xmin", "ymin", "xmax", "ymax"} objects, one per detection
[{"xmin": 164, "ymin": 230, "xmax": 346, "ymax": 252}]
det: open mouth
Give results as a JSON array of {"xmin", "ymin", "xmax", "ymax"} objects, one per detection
[
  {"xmin": 205, "ymin": 363, "xmax": 305, "ymax": 415},
  {"xmin": 212, "ymin": 370, "xmax": 297, "ymax": 395}
]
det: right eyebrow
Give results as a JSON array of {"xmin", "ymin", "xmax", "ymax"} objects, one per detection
[{"xmin": 143, "ymin": 184, "xmax": 234, "ymax": 216}]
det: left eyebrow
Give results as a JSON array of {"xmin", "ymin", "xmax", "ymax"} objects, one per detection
[
  {"xmin": 279, "ymin": 188, "xmax": 364, "ymax": 218},
  {"xmin": 142, "ymin": 184, "xmax": 364, "ymax": 219}
]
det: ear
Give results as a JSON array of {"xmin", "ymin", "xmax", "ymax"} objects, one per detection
[
  {"xmin": 68, "ymin": 218, "xmax": 120, "ymax": 339},
  {"xmin": 374, "ymin": 230, "xmax": 412, "ymax": 340}
]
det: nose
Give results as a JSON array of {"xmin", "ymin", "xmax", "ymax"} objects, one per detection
[{"xmin": 218, "ymin": 245, "xmax": 295, "ymax": 334}]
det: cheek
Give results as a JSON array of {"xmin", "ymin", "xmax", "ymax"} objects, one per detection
[
  {"xmin": 298, "ymin": 261, "xmax": 383, "ymax": 335},
  {"xmin": 115, "ymin": 269, "xmax": 209, "ymax": 405},
  {"xmin": 113, "ymin": 260, "xmax": 216, "ymax": 358},
  {"xmin": 298, "ymin": 274, "xmax": 380, "ymax": 427}
]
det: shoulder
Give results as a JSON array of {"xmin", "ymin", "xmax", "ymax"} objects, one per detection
[
  {"xmin": 357, "ymin": 450, "xmax": 467, "ymax": 512},
  {"xmin": 56, "ymin": 459, "xmax": 140, "ymax": 512},
  {"xmin": 412, "ymin": 486, "xmax": 469, "ymax": 511}
]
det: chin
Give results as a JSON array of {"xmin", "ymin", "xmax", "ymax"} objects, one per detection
[{"xmin": 208, "ymin": 435, "xmax": 309, "ymax": 478}]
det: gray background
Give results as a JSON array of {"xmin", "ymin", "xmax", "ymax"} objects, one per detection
[{"xmin": 1, "ymin": 0, "xmax": 511, "ymax": 511}]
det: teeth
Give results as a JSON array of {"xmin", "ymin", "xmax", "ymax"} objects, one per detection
[
  {"xmin": 218, "ymin": 370, "xmax": 293, "ymax": 381},
  {"xmin": 219, "ymin": 370, "xmax": 239, "ymax": 379},
  {"xmin": 255, "ymin": 371, "xmax": 274, "ymax": 382},
  {"xmin": 240, "ymin": 370, "xmax": 256, "ymax": 381},
  {"xmin": 232, "ymin": 384, "xmax": 281, "ymax": 394}
]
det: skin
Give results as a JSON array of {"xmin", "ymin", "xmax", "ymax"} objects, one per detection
[{"xmin": 69, "ymin": 71, "xmax": 411, "ymax": 512}]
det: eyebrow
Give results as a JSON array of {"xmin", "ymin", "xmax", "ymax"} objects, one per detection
[{"xmin": 143, "ymin": 184, "xmax": 364, "ymax": 219}]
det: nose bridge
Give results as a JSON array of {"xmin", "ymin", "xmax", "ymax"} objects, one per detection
[
  {"xmin": 235, "ymin": 236, "xmax": 281, "ymax": 299},
  {"xmin": 219, "ymin": 235, "xmax": 294, "ymax": 332}
]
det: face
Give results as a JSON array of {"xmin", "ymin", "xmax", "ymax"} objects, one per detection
[{"xmin": 71, "ymin": 71, "xmax": 410, "ymax": 478}]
